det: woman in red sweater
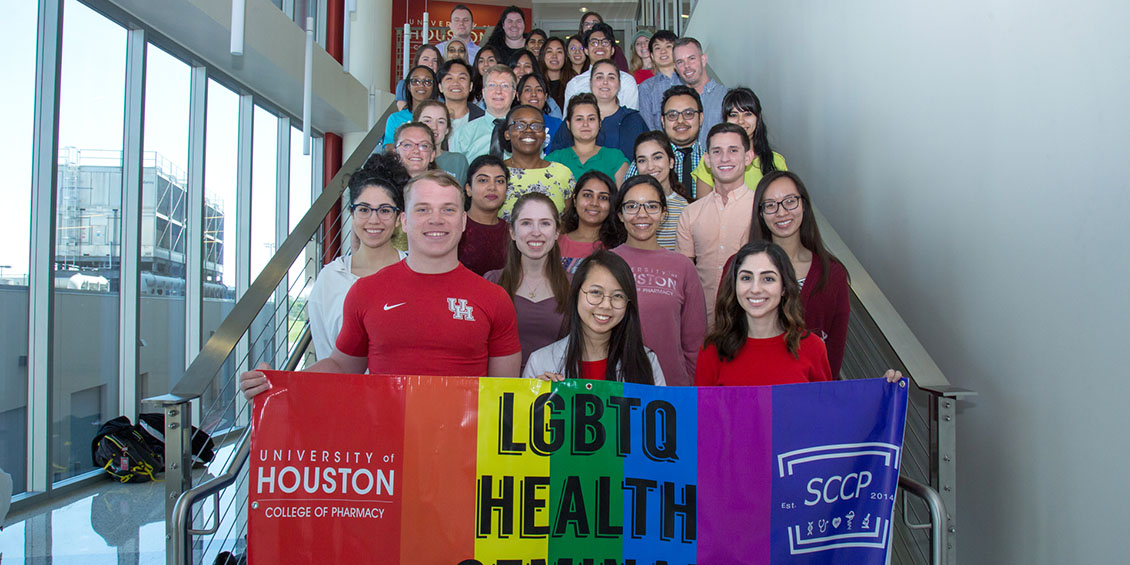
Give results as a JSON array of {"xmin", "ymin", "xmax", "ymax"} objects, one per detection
[
  {"xmin": 719, "ymin": 171, "xmax": 851, "ymax": 377},
  {"xmin": 696, "ymin": 241, "xmax": 831, "ymax": 386}
]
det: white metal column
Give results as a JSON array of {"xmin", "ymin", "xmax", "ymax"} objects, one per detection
[
  {"xmin": 234, "ymin": 94, "xmax": 254, "ymax": 427},
  {"xmin": 27, "ymin": 0, "xmax": 64, "ymax": 495},
  {"xmin": 185, "ymin": 67, "xmax": 207, "ymax": 363},
  {"xmin": 119, "ymin": 28, "xmax": 146, "ymax": 422},
  {"xmin": 273, "ymin": 118, "xmax": 291, "ymax": 369}
]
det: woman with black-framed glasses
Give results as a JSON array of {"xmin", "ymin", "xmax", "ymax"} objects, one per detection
[
  {"xmin": 609, "ymin": 176, "xmax": 707, "ymax": 386},
  {"xmin": 719, "ymin": 170, "xmax": 851, "ymax": 378},
  {"xmin": 494, "ymin": 104, "xmax": 575, "ymax": 222},
  {"xmin": 306, "ymin": 153, "xmax": 408, "ymax": 360},
  {"xmin": 522, "ymin": 249, "xmax": 665, "ymax": 384},
  {"xmin": 382, "ymin": 65, "xmax": 440, "ymax": 146}
]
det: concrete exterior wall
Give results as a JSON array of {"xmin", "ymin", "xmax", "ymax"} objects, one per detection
[{"xmin": 685, "ymin": 0, "xmax": 1130, "ymax": 561}]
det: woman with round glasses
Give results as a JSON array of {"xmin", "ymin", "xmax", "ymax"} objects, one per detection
[
  {"xmin": 546, "ymin": 93, "xmax": 629, "ymax": 186},
  {"xmin": 413, "ymin": 100, "xmax": 469, "ymax": 184},
  {"xmin": 383, "ymin": 65, "xmax": 439, "ymax": 145},
  {"xmin": 392, "ymin": 122, "xmax": 438, "ymax": 178},
  {"xmin": 632, "ymin": 131, "xmax": 694, "ymax": 251},
  {"xmin": 523, "ymin": 249, "xmax": 664, "ymax": 384},
  {"xmin": 691, "ymin": 87, "xmax": 787, "ymax": 198},
  {"xmin": 547, "ymin": 60, "xmax": 645, "ymax": 162},
  {"xmin": 494, "ymin": 105, "xmax": 575, "ymax": 222},
  {"xmin": 485, "ymin": 192, "xmax": 572, "ymax": 371},
  {"xmin": 393, "ymin": 45, "xmax": 443, "ymax": 111},
  {"xmin": 610, "ymin": 176, "xmax": 706, "ymax": 386},
  {"xmin": 562, "ymin": 36, "xmax": 590, "ymax": 85},
  {"xmin": 744, "ymin": 170, "xmax": 850, "ymax": 377},
  {"xmin": 306, "ymin": 153, "xmax": 409, "ymax": 360}
]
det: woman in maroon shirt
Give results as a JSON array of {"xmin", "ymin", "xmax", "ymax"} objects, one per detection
[{"xmin": 720, "ymin": 170, "xmax": 851, "ymax": 378}]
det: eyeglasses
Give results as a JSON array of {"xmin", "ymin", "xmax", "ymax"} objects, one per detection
[
  {"xmin": 663, "ymin": 109, "xmax": 700, "ymax": 122},
  {"xmin": 588, "ymin": 38, "xmax": 612, "ymax": 48},
  {"xmin": 568, "ymin": 46, "xmax": 585, "ymax": 53},
  {"xmin": 508, "ymin": 121, "xmax": 545, "ymax": 132},
  {"xmin": 581, "ymin": 288, "xmax": 629, "ymax": 309},
  {"xmin": 350, "ymin": 203, "xmax": 400, "ymax": 220},
  {"xmin": 759, "ymin": 195, "xmax": 803, "ymax": 215},
  {"xmin": 409, "ymin": 78, "xmax": 434, "ymax": 87},
  {"xmin": 621, "ymin": 200, "xmax": 663, "ymax": 215},
  {"xmin": 395, "ymin": 140, "xmax": 434, "ymax": 153},
  {"xmin": 485, "ymin": 81, "xmax": 514, "ymax": 91}
]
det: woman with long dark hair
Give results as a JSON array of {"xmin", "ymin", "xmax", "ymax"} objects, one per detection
[
  {"xmin": 538, "ymin": 36, "xmax": 568, "ymax": 108},
  {"xmin": 484, "ymin": 5, "xmax": 527, "ymax": 63},
  {"xmin": 516, "ymin": 73, "xmax": 563, "ymax": 142},
  {"xmin": 695, "ymin": 240, "xmax": 830, "ymax": 386},
  {"xmin": 306, "ymin": 153, "xmax": 408, "ymax": 360},
  {"xmin": 470, "ymin": 45, "xmax": 501, "ymax": 104},
  {"xmin": 525, "ymin": 28, "xmax": 547, "ymax": 57},
  {"xmin": 633, "ymin": 131, "xmax": 694, "ymax": 251},
  {"xmin": 558, "ymin": 170, "xmax": 619, "ymax": 272},
  {"xmin": 485, "ymin": 192, "xmax": 572, "ymax": 371},
  {"xmin": 562, "ymin": 35, "xmax": 590, "ymax": 85},
  {"xmin": 610, "ymin": 176, "xmax": 707, "ymax": 386},
  {"xmin": 523, "ymin": 250, "xmax": 664, "ymax": 384},
  {"xmin": 548, "ymin": 60, "xmax": 645, "ymax": 161},
  {"xmin": 383, "ymin": 65, "xmax": 439, "ymax": 144},
  {"xmin": 746, "ymin": 170, "xmax": 850, "ymax": 377},
  {"xmin": 691, "ymin": 87, "xmax": 788, "ymax": 198}
]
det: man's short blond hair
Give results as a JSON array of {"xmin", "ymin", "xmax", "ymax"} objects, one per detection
[{"xmin": 403, "ymin": 170, "xmax": 465, "ymax": 208}]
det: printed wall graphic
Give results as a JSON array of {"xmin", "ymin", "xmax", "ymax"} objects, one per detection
[
  {"xmin": 249, "ymin": 373, "xmax": 907, "ymax": 564},
  {"xmin": 390, "ymin": 1, "xmax": 533, "ymax": 90}
]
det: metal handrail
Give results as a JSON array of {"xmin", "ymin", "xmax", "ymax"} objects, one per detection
[
  {"xmin": 146, "ymin": 101, "xmax": 395, "ymax": 407},
  {"xmin": 171, "ymin": 327, "xmax": 310, "ymax": 563},
  {"xmin": 898, "ymin": 476, "xmax": 947, "ymax": 564}
]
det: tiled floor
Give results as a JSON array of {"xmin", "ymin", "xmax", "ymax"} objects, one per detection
[{"xmin": 1, "ymin": 444, "xmax": 242, "ymax": 565}]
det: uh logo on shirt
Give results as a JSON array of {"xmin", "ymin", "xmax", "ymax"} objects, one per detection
[{"xmin": 447, "ymin": 298, "xmax": 475, "ymax": 321}]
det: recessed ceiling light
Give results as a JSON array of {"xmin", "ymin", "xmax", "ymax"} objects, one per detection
[
  {"xmin": 681, "ymin": 14, "xmax": 689, "ymax": 18},
  {"xmin": 580, "ymin": 7, "xmax": 588, "ymax": 13}
]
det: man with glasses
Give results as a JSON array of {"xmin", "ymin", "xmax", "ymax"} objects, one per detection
[
  {"xmin": 624, "ymin": 85, "xmax": 705, "ymax": 196},
  {"xmin": 563, "ymin": 23, "xmax": 640, "ymax": 109},
  {"xmin": 437, "ymin": 59, "xmax": 483, "ymax": 137},
  {"xmin": 676, "ymin": 123, "xmax": 755, "ymax": 324},
  {"xmin": 638, "ymin": 30, "xmax": 681, "ymax": 130},
  {"xmin": 240, "ymin": 171, "xmax": 522, "ymax": 399},
  {"xmin": 437, "ymin": 5, "xmax": 480, "ymax": 63},
  {"xmin": 450, "ymin": 65, "xmax": 518, "ymax": 160},
  {"xmin": 673, "ymin": 37, "xmax": 725, "ymax": 147}
]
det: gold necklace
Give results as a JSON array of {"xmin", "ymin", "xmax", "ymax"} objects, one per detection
[{"xmin": 525, "ymin": 278, "xmax": 545, "ymax": 299}]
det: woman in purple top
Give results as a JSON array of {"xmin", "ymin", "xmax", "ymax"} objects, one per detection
[
  {"xmin": 485, "ymin": 192, "xmax": 572, "ymax": 371},
  {"xmin": 610, "ymin": 175, "xmax": 708, "ymax": 386}
]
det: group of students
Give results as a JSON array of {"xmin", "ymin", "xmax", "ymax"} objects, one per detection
[{"xmin": 239, "ymin": 7, "xmax": 902, "ymax": 401}]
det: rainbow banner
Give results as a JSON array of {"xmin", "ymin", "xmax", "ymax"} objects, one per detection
[{"xmin": 249, "ymin": 372, "xmax": 907, "ymax": 564}]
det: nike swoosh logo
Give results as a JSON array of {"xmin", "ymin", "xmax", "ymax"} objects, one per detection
[{"xmin": 383, "ymin": 302, "xmax": 406, "ymax": 311}]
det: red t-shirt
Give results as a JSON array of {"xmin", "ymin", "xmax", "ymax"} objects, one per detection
[
  {"xmin": 694, "ymin": 333, "xmax": 832, "ymax": 386},
  {"xmin": 581, "ymin": 359, "xmax": 608, "ymax": 381},
  {"xmin": 336, "ymin": 261, "xmax": 521, "ymax": 376}
]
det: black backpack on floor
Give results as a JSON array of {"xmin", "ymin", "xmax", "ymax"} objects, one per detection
[{"xmin": 91, "ymin": 416, "xmax": 164, "ymax": 483}]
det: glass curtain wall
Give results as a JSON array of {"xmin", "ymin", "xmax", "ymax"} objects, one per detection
[
  {"xmin": 0, "ymin": 0, "xmax": 39, "ymax": 494},
  {"xmin": 52, "ymin": 0, "xmax": 127, "ymax": 483}
]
